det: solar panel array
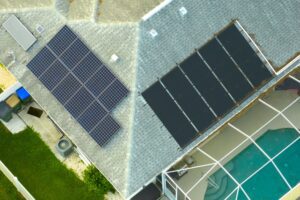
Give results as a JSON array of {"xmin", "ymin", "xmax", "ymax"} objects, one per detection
[
  {"xmin": 27, "ymin": 25, "xmax": 129, "ymax": 146},
  {"xmin": 142, "ymin": 23, "xmax": 274, "ymax": 148}
]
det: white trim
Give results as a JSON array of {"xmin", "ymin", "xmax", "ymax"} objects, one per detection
[
  {"xmin": 288, "ymin": 75, "xmax": 300, "ymax": 84},
  {"xmin": 235, "ymin": 187, "xmax": 240, "ymax": 200},
  {"xmin": 186, "ymin": 163, "xmax": 218, "ymax": 194},
  {"xmin": 161, "ymin": 58, "xmax": 300, "ymax": 183},
  {"xmin": 258, "ymin": 99, "xmax": 300, "ymax": 135},
  {"xmin": 234, "ymin": 20, "xmax": 275, "ymax": 75},
  {"xmin": 250, "ymin": 97, "xmax": 300, "ymax": 137},
  {"xmin": 142, "ymin": 0, "xmax": 173, "ymax": 21},
  {"xmin": 170, "ymin": 95, "xmax": 300, "ymax": 198},
  {"xmin": 224, "ymin": 187, "xmax": 238, "ymax": 200},
  {"xmin": 228, "ymin": 123, "xmax": 292, "ymax": 189},
  {"xmin": 240, "ymin": 137, "xmax": 300, "ymax": 186},
  {"xmin": 276, "ymin": 55, "xmax": 300, "ymax": 75},
  {"xmin": 0, "ymin": 82, "xmax": 22, "ymax": 101},
  {"xmin": 167, "ymin": 163, "xmax": 215, "ymax": 174},
  {"xmin": 197, "ymin": 148, "xmax": 251, "ymax": 200},
  {"xmin": 164, "ymin": 172, "xmax": 190, "ymax": 198},
  {"xmin": 0, "ymin": 161, "xmax": 35, "ymax": 200}
]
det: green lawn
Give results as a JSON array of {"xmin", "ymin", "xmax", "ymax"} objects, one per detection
[
  {"xmin": 0, "ymin": 123, "xmax": 104, "ymax": 200},
  {"xmin": 0, "ymin": 171, "xmax": 24, "ymax": 200}
]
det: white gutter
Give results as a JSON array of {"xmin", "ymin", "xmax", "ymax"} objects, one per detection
[{"xmin": 142, "ymin": 0, "xmax": 173, "ymax": 21}]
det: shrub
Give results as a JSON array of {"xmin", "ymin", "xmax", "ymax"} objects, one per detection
[{"xmin": 83, "ymin": 165, "xmax": 115, "ymax": 194}]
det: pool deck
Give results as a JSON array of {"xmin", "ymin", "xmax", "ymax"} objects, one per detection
[
  {"xmin": 169, "ymin": 89, "xmax": 300, "ymax": 200},
  {"xmin": 281, "ymin": 183, "xmax": 300, "ymax": 200}
]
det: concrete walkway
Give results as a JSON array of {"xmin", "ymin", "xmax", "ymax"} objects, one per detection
[{"xmin": 0, "ymin": 113, "xmax": 26, "ymax": 134}]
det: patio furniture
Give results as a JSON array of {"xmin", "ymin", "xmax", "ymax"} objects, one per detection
[
  {"xmin": 0, "ymin": 101, "xmax": 12, "ymax": 122},
  {"xmin": 169, "ymin": 161, "xmax": 189, "ymax": 180},
  {"xmin": 5, "ymin": 94, "xmax": 21, "ymax": 113}
]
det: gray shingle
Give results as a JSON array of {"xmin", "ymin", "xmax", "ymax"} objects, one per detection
[{"xmin": 2, "ymin": 0, "xmax": 300, "ymax": 199}]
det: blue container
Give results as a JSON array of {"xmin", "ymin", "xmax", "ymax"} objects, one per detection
[{"xmin": 16, "ymin": 87, "xmax": 30, "ymax": 102}]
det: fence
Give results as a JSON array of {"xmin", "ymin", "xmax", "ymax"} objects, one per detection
[{"xmin": 0, "ymin": 160, "xmax": 35, "ymax": 200}]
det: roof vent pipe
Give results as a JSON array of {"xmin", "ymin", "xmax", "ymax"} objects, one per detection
[
  {"xmin": 179, "ymin": 7, "xmax": 187, "ymax": 17},
  {"xmin": 149, "ymin": 29, "xmax": 158, "ymax": 38}
]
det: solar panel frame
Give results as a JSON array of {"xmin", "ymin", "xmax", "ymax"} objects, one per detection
[
  {"xmin": 52, "ymin": 74, "xmax": 81, "ymax": 104},
  {"xmin": 142, "ymin": 23, "xmax": 272, "ymax": 148},
  {"xmin": 60, "ymin": 39, "xmax": 90, "ymax": 69},
  {"xmin": 161, "ymin": 67, "xmax": 217, "ymax": 132},
  {"xmin": 39, "ymin": 60, "xmax": 69, "ymax": 90},
  {"xmin": 142, "ymin": 82, "xmax": 198, "ymax": 148},
  {"xmin": 26, "ymin": 25, "xmax": 129, "ymax": 147},
  {"xmin": 98, "ymin": 79, "xmax": 129, "ymax": 111},
  {"xmin": 86, "ymin": 66, "xmax": 116, "ymax": 97},
  {"xmin": 199, "ymin": 39, "xmax": 253, "ymax": 102},
  {"xmin": 65, "ymin": 87, "xmax": 94, "ymax": 118},
  {"xmin": 89, "ymin": 115, "xmax": 121, "ymax": 146},
  {"xmin": 27, "ymin": 47, "xmax": 56, "ymax": 77},
  {"xmin": 47, "ymin": 26, "xmax": 77, "ymax": 56},
  {"xmin": 217, "ymin": 25, "xmax": 273, "ymax": 87},
  {"xmin": 78, "ymin": 101, "xmax": 108, "ymax": 132},
  {"xmin": 73, "ymin": 52, "xmax": 103, "ymax": 83},
  {"xmin": 180, "ymin": 52, "xmax": 236, "ymax": 117}
]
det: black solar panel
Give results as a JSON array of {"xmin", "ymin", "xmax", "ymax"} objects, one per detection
[
  {"xmin": 26, "ymin": 25, "xmax": 128, "ymax": 146},
  {"xmin": 86, "ymin": 66, "xmax": 115, "ymax": 96},
  {"xmin": 73, "ymin": 52, "xmax": 103, "ymax": 83},
  {"xmin": 199, "ymin": 39, "xmax": 253, "ymax": 102},
  {"xmin": 60, "ymin": 39, "xmax": 89, "ymax": 69},
  {"xmin": 217, "ymin": 25, "xmax": 273, "ymax": 87},
  {"xmin": 99, "ymin": 79, "xmax": 129, "ymax": 111},
  {"xmin": 78, "ymin": 101, "xmax": 107, "ymax": 132},
  {"xmin": 142, "ymin": 82, "xmax": 198, "ymax": 147},
  {"xmin": 39, "ymin": 60, "xmax": 69, "ymax": 90},
  {"xmin": 27, "ymin": 47, "xmax": 56, "ymax": 77},
  {"xmin": 180, "ymin": 53, "xmax": 235, "ymax": 117},
  {"xmin": 65, "ymin": 87, "xmax": 94, "ymax": 118},
  {"xmin": 143, "ymin": 23, "xmax": 274, "ymax": 148},
  {"xmin": 90, "ymin": 115, "xmax": 121, "ymax": 146},
  {"xmin": 48, "ymin": 26, "xmax": 77, "ymax": 56},
  {"xmin": 161, "ymin": 67, "xmax": 216, "ymax": 132},
  {"xmin": 52, "ymin": 74, "xmax": 81, "ymax": 104}
]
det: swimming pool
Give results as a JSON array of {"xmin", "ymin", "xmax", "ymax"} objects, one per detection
[{"xmin": 204, "ymin": 128, "xmax": 300, "ymax": 200}]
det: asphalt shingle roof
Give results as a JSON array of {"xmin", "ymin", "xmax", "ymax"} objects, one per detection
[{"xmin": 1, "ymin": 0, "xmax": 300, "ymax": 199}]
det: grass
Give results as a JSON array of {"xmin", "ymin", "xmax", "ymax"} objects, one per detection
[
  {"xmin": 0, "ymin": 171, "xmax": 24, "ymax": 200},
  {"xmin": 0, "ymin": 123, "xmax": 104, "ymax": 200}
]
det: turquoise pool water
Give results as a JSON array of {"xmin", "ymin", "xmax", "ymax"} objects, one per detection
[{"xmin": 204, "ymin": 128, "xmax": 299, "ymax": 200}]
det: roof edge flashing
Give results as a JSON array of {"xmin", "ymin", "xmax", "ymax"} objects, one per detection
[{"xmin": 142, "ymin": 0, "xmax": 173, "ymax": 21}]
